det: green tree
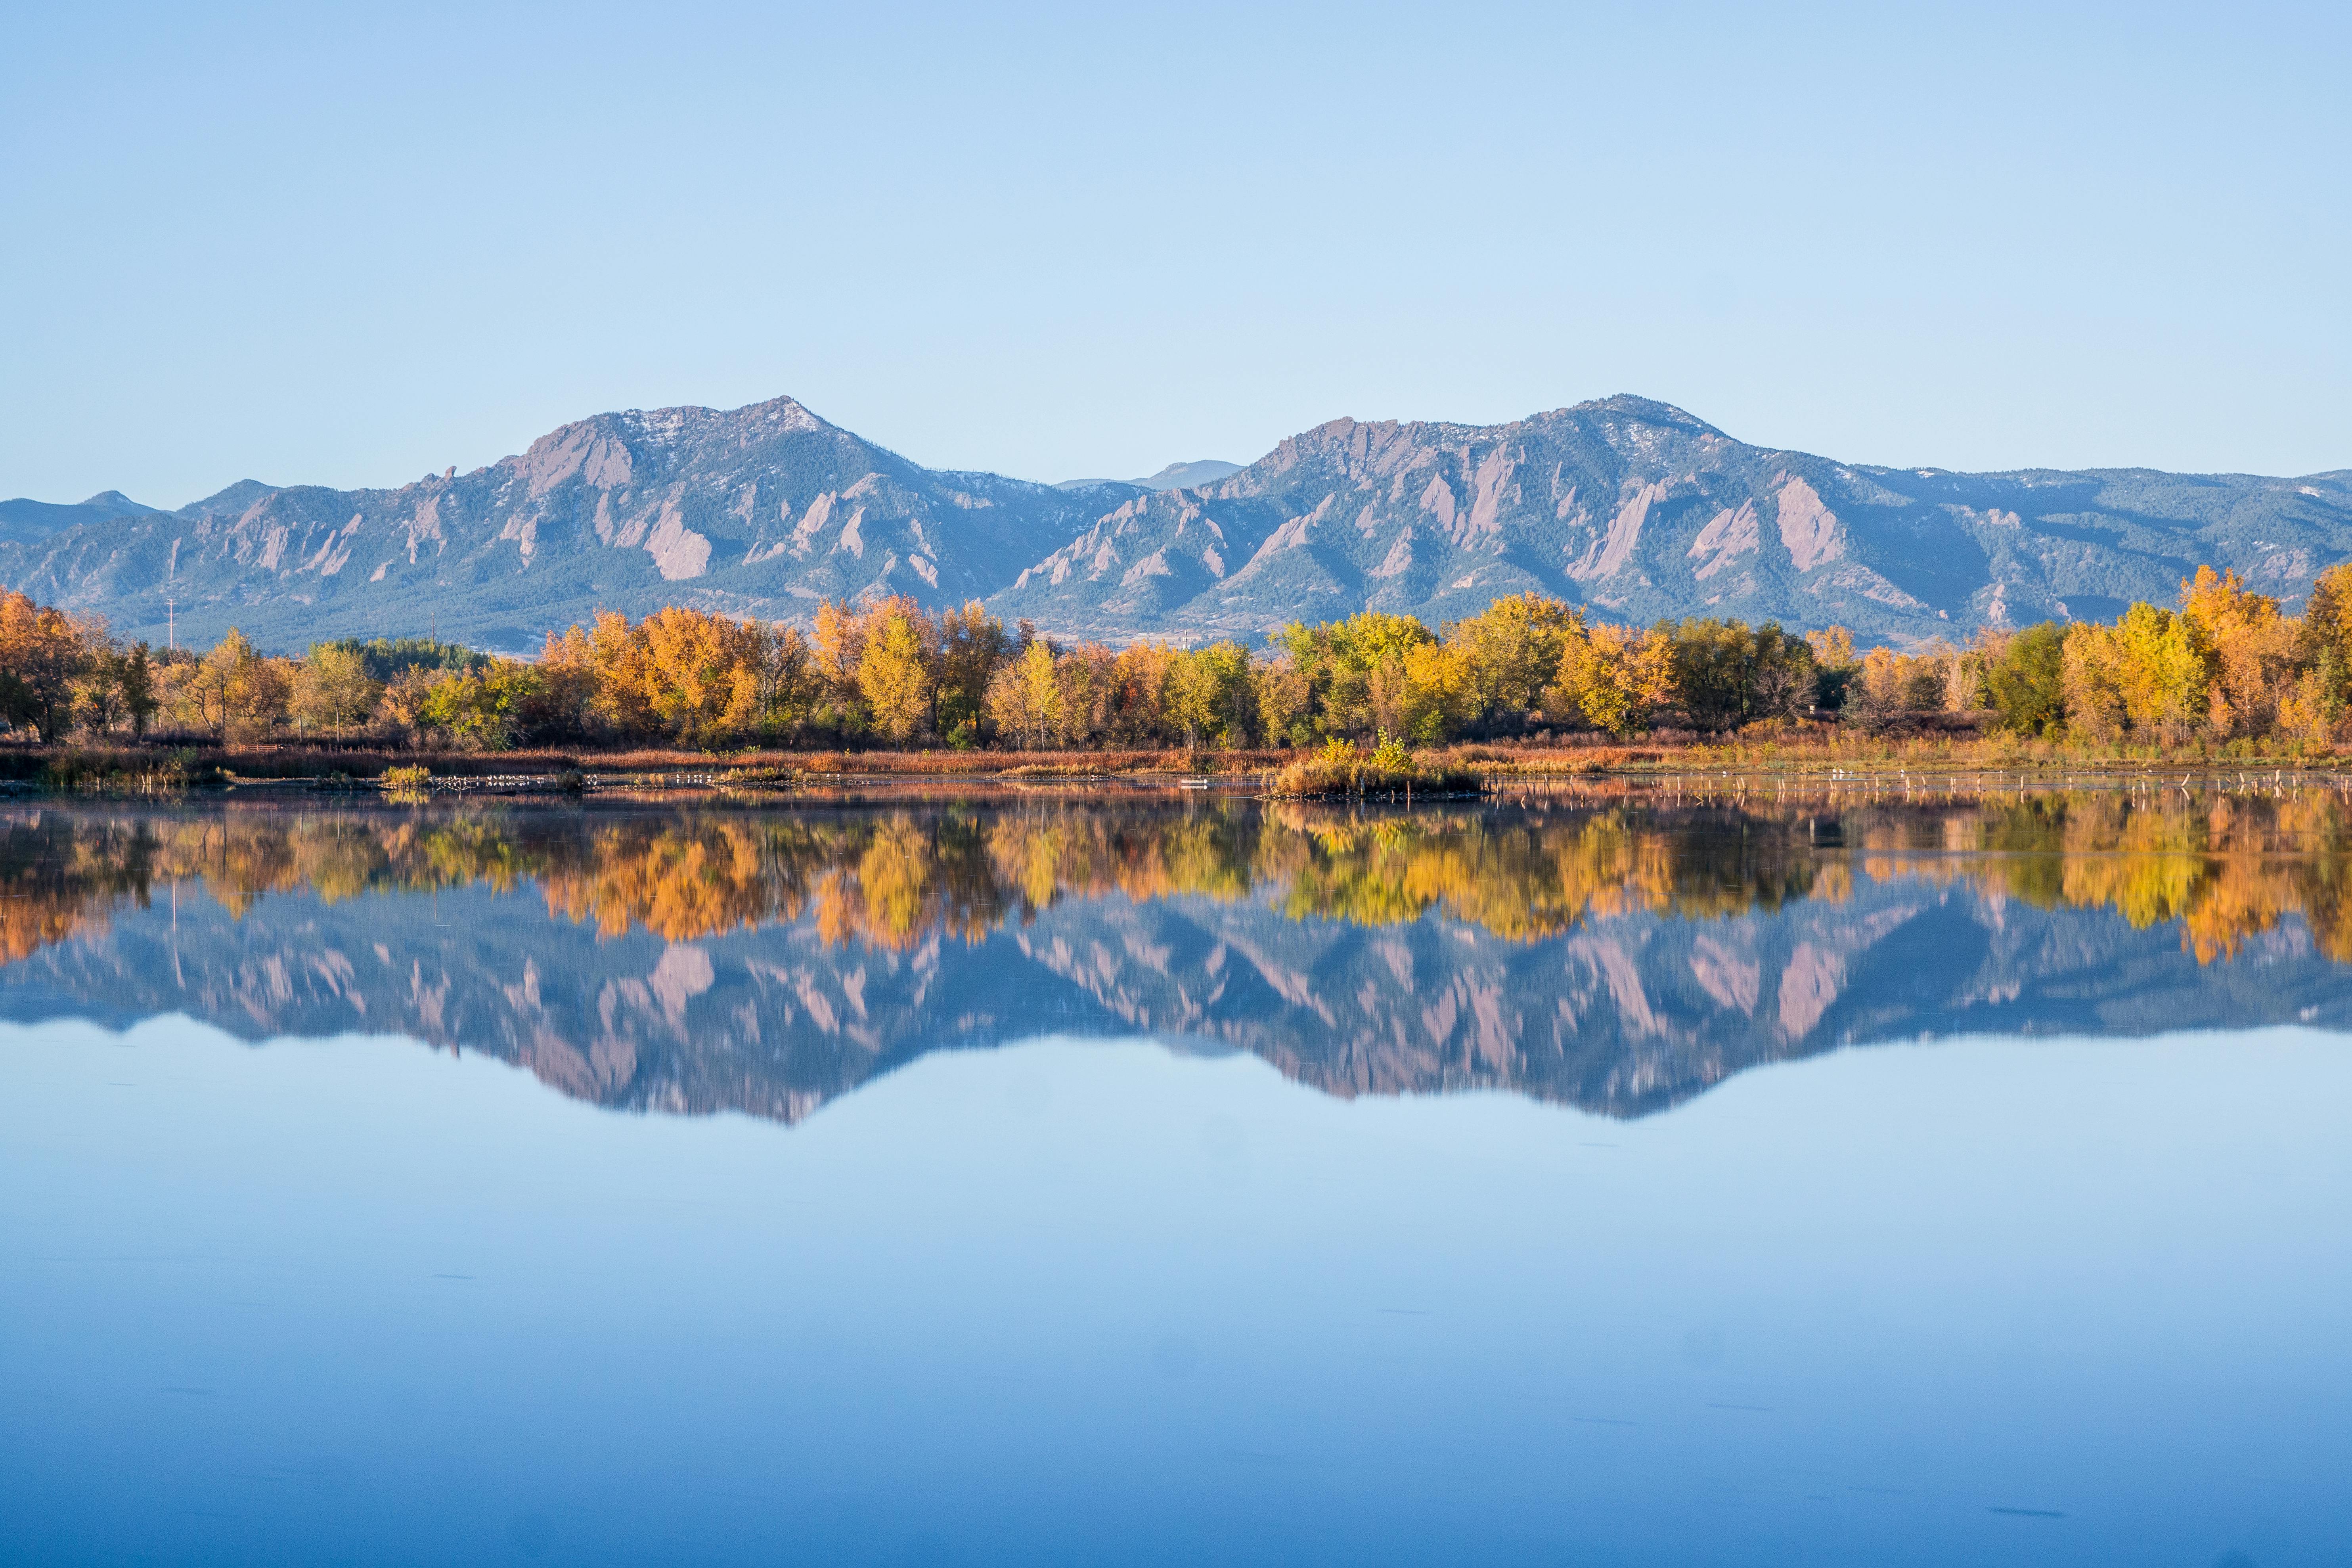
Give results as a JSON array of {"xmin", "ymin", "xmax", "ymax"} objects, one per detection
[
  {"xmin": 1669, "ymin": 619, "xmax": 1814, "ymax": 730},
  {"xmin": 2298, "ymin": 562, "xmax": 2352, "ymax": 714},
  {"xmin": 1275, "ymin": 611, "xmax": 1437, "ymax": 739},
  {"xmin": 1164, "ymin": 642, "xmax": 1255, "ymax": 749},
  {"xmin": 1984, "ymin": 622, "xmax": 2069, "ymax": 735},
  {"xmin": 934, "ymin": 601, "xmax": 1009, "ymax": 747},
  {"xmin": 418, "ymin": 663, "xmax": 540, "ymax": 750},
  {"xmin": 119, "ymin": 643, "xmax": 157, "ymax": 736}
]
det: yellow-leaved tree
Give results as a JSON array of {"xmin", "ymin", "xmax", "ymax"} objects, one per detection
[
  {"xmin": 2178, "ymin": 566, "xmax": 2297, "ymax": 739},
  {"xmin": 639, "ymin": 605, "xmax": 764, "ymax": 741},
  {"xmin": 985, "ymin": 638, "xmax": 1062, "ymax": 750},
  {"xmin": 857, "ymin": 597, "xmax": 937, "ymax": 745},
  {"xmin": 2063, "ymin": 603, "xmax": 2209, "ymax": 743},
  {"xmin": 1552, "ymin": 622, "xmax": 1676, "ymax": 738}
]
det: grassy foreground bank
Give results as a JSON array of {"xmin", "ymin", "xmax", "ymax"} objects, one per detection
[{"xmin": 6, "ymin": 722, "xmax": 2349, "ymax": 800}]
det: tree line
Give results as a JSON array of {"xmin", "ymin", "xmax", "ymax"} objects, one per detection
[{"xmin": 4, "ymin": 564, "xmax": 2350, "ymax": 751}]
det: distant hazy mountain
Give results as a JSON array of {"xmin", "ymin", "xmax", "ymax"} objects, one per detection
[
  {"xmin": 2, "ymin": 392, "xmax": 2346, "ymax": 650},
  {"xmin": 1056, "ymin": 459, "xmax": 1244, "ymax": 494},
  {"xmin": 0, "ymin": 490, "xmax": 156, "ymax": 548}
]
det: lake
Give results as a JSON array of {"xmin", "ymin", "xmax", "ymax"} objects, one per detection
[{"xmin": 3, "ymin": 783, "xmax": 2348, "ymax": 1566}]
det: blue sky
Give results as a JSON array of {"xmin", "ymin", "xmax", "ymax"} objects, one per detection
[{"xmin": 5, "ymin": 1, "xmax": 2346, "ymax": 506}]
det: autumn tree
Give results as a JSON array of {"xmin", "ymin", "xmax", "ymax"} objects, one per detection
[
  {"xmin": 0, "ymin": 587, "xmax": 90, "ymax": 740},
  {"xmin": 530, "ymin": 624, "xmax": 605, "ymax": 740},
  {"xmin": 985, "ymin": 639, "xmax": 1062, "ymax": 750},
  {"xmin": 294, "ymin": 643, "xmax": 384, "ymax": 737},
  {"xmin": 2179, "ymin": 566, "xmax": 2297, "ymax": 738},
  {"xmin": 1107, "ymin": 641, "xmax": 1177, "ymax": 745},
  {"xmin": 857, "ymin": 597, "xmax": 937, "ymax": 746},
  {"xmin": 1398, "ymin": 639, "xmax": 1472, "ymax": 744},
  {"xmin": 639, "ymin": 605, "xmax": 764, "ymax": 741},
  {"xmin": 1551, "ymin": 622, "xmax": 1676, "ymax": 738},
  {"xmin": 811, "ymin": 598, "xmax": 871, "ymax": 732},
  {"xmin": 1444, "ymin": 593, "xmax": 1580, "ymax": 736},
  {"xmin": 1051, "ymin": 642, "xmax": 1120, "ymax": 746},
  {"xmin": 178, "ymin": 628, "xmax": 291, "ymax": 740},
  {"xmin": 1251, "ymin": 654, "xmax": 1312, "ymax": 748},
  {"xmin": 2061, "ymin": 604, "xmax": 2208, "ymax": 743}
]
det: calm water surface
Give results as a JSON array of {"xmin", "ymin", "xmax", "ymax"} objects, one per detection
[{"xmin": 3, "ymin": 785, "xmax": 2348, "ymax": 1566}]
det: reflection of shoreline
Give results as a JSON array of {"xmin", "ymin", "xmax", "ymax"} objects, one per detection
[
  {"xmin": 4, "ymin": 795, "xmax": 2349, "ymax": 1128},
  {"xmin": 6, "ymin": 791, "xmax": 2351, "ymax": 964}
]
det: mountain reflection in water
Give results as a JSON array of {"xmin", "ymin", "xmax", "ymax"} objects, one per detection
[{"xmin": 4, "ymin": 785, "xmax": 2349, "ymax": 1120}]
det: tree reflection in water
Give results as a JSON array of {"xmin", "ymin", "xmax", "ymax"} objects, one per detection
[
  {"xmin": 5, "ymin": 788, "xmax": 2351, "ymax": 1123},
  {"xmin": 5, "ymin": 787, "xmax": 2352, "ymax": 965}
]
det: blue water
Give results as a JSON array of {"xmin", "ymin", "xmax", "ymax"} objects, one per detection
[
  {"xmin": 6, "ymin": 793, "xmax": 2352, "ymax": 1564},
  {"xmin": 5, "ymin": 1015, "xmax": 2347, "ymax": 1566}
]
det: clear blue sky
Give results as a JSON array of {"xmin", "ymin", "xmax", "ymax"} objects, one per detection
[{"xmin": 5, "ymin": 0, "xmax": 2346, "ymax": 507}]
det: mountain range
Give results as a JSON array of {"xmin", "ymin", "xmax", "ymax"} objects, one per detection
[{"xmin": 4, "ymin": 394, "xmax": 2347, "ymax": 652}]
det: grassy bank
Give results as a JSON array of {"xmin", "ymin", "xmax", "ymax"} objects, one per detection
[{"xmin": 4, "ymin": 726, "xmax": 2347, "ymax": 800}]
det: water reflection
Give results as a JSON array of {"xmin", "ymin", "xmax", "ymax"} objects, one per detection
[{"xmin": 4, "ymin": 785, "xmax": 2349, "ymax": 1119}]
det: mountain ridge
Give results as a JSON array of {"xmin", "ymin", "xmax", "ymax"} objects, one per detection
[
  {"xmin": 4, "ymin": 391, "xmax": 2347, "ymax": 651},
  {"xmin": 0, "ymin": 488, "xmax": 159, "ymax": 548},
  {"xmin": 1056, "ymin": 458, "xmax": 1245, "ymax": 493}
]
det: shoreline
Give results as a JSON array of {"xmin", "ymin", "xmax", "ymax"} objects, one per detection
[{"xmin": 6, "ymin": 746, "xmax": 2348, "ymax": 806}]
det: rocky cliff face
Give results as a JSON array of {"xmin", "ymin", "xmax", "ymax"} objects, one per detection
[
  {"xmin": 5, "ymin": 392, "xmax": 2348, "ymax": 650},
  {"xmin": 995, "ymin": 396, "xmax": 2352, "ymax": 644}
]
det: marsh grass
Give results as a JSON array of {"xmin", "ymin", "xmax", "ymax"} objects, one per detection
[{"xmin": 1270, "ymin": 737, "xmax": 1487, "ymax": 800}]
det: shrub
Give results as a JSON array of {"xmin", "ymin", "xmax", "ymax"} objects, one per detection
[{"xmin": 381, "ymin": 764, "xmax": 431, "ymax": 802}]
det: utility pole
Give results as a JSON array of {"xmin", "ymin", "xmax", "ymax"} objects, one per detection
[{"xmin": 167, "ymin": 597, "xmax": 175, "ymax": 652}]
